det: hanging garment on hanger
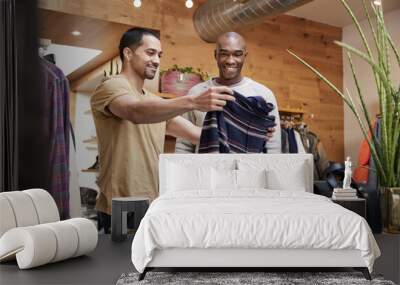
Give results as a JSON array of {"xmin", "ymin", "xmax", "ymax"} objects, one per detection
[
  {"xmin": 353, "ymin": 137, "xmax": 371, "ymax": 184},
  {"xmin": 44, "ymin": 53, "xmax": 56, "ymax": 65},
  {"xmin": 41, "ymin": 58, "xmax": 70, "ymax": 219},
  {"xmin": 298, "ymin": 127, "xmax": 311, "ymax": 153},
  {"xmin": 294, "ymin": 130, "xmax": 306, "ymax": 153},
  {"xmin": 299, "ymin": 130, "xmax": 329, "ymax": 180},
  {"xmin": 199, "ymin": 91, "xmax": 276, "ymax": 153},
  {"xmin": 287, "ymin": 128, "xmax": 298, "ymax": 153},
  {"xmin": 315, "ymin": 140, "xmax": 329, "ymax": 179},
  {"xmin": 353, "ymin": 119, "xmax": 378, "ymax": 184},
  {"xmin": 281, "ymin": 128, "xmax": 289, "ymax": 153}
]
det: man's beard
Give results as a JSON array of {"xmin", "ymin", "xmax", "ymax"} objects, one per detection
[
  {"xmin": 145, "ymin": 66, "xmax": 157, "ymax": 80},
  {"xmin": 145, "ymin": 72, "xmax": 156, "ymax": 80}
]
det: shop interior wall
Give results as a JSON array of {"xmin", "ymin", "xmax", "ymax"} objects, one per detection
[{"xmin": 39, "ymin": 0, "xmax": 344, "ymax": 161}]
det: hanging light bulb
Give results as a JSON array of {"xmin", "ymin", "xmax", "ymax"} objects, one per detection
[
  {"xmin": 185, "ymin": 0, "xmax": 193, "ymax": 9},
  {"xmin": 373, "ymin": 0, "xmax": 382, "ymax": 6},
  {"xmin": 133, "ymin": 0, "xmax": 141, "ymax": 8},
  {"xmin": 71, "ymin": 30, "xmax": 82, "ymax": 36}
]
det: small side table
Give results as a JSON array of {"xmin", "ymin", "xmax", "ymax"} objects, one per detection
[
  {"xmin": 111, "ymin": 197, "xmax": 149, "ymax": 242},
  {"xmin": 332, "ymin": 197, "xmax": 366, "ymax": 219}
]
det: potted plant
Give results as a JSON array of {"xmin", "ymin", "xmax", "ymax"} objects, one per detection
[
  {"xmin": 288, "ymin": 0, "xmax": 399, "ymax": 233},
  {"xmin": 160, "ymin": 65, "xmax": 209, "ymax": 96}
]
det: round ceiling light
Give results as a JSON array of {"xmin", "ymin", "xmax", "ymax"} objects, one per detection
[
  {"xmin": 133, "ymin": 0, "xmax": 141, "ymax": 8},
  {"xmin": 71, "ymin": 30, "xmax": 82, "ymax": 36},
  {"xmin": 185, "ymin": 0, "xmax": 193, "ymax": 8}
]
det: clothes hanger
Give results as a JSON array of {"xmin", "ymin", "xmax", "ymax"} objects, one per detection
[{"xmin": 38, "ymin": 38, "xmax": 51, "ymax": 58}]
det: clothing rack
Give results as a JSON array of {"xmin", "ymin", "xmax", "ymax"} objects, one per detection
[{"xmin": 40, "ymin": 44, "xmax": 72, "ymax": 219}]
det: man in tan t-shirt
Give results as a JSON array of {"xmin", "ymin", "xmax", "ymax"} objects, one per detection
[{"xmin": 91, "ymin": 28, "xmax": 234, "ymax": 231}]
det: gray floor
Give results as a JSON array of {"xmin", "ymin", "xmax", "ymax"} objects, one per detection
[
  {"xmin": 0, "ymin": 235, "xmax": 134, "ymax": 285},
  {"xmin": 1, "ymin": 234, "xmax": 398, "ymax": 285},
  {"xmin": 374, "ymin": 233, "xmax": 400, "ymax": 284}
]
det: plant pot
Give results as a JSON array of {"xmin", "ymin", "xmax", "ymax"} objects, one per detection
[
  {"xmin": 160, "ymin": 71, "xmax": 203, "ymax": 96},
  {"xmin": 380, "ymin": 187, "xmax": 400, "ymax": 234}
]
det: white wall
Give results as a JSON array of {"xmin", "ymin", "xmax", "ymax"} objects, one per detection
[
  {"xmin": 44, "ymin": 44, "xmax": 101, "ymax": 76},
  {"xmin": 343, "ymin": 9, "xmax": 400, "ymax": 162},
  {"xmin": 75, "ymin": 92, "xmax": 99, "ymax": 191}
]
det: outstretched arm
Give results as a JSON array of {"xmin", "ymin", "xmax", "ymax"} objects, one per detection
[{"xmin": 108, "ymin": 86, "xmax": 234, "ymax": 124}]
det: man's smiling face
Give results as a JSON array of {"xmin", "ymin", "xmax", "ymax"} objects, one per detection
[{"xmin": 215, "ymin": 35, "xmax": 247, "ymax": 81}]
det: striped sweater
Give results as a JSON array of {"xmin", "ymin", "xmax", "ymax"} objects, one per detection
[{"xmin": 198, "ymin": 91, "xmax": 276, "ymax": 153}]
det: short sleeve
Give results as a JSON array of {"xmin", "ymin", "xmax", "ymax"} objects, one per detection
[{"xmin": 91, "ymin": 77, "xmax": 132, "ymax": 117}]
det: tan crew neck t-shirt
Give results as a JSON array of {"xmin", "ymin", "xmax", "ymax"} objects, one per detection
[{"xmin": 91, "ymin": 75, "xmax": 166, "ymax": 214}]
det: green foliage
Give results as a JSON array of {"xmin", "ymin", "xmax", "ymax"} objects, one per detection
[
  {"xmin": 160, "ymin": 64, "xmax": 210, "ymax": 81},
  {"xmin": 288, "ymin": 0, "xmax": 400, "ymax": 187}
]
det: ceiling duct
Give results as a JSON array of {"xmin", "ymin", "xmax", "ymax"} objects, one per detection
[{"xmin": 193, "ymin": 0, "xmax": 312, "ymax": 43}]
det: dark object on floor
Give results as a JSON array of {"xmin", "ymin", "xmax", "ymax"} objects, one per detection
[
  {"xmin": 80, "ymin": 187, "xmax": 97, "ymax": 209},
  {"xmin": 118, "ymin": 270, "xmax": 393, "ymax": 285},
  {"xmin": 111, "ymin": 197, "xmax": 149, "ymax": 242},
  {"xmin": 80, "ymin": 187, "xmax": 98, "ymax": 220},
  {"xmin": 97, "ymin": 211, "xmax": 111, "ymax": 234}
]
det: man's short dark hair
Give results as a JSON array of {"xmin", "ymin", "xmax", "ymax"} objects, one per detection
[{"xmin": 119, "ymin": 28, "xmax": 160, "ymax": 62}]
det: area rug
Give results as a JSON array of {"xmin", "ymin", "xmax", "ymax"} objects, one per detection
[{"xmin": 116, "ymin": 271, "xmax": 395, "ymax": 285}]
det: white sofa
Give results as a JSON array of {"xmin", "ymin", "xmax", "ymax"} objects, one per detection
[{"xmin": 0, "ymin": 189, "xmax": 98, "ymax": 269}]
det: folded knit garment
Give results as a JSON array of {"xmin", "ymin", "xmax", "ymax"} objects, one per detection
[{"xmin": 198, "ymin": 91, "xmax": 276, "ymax": 153}]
